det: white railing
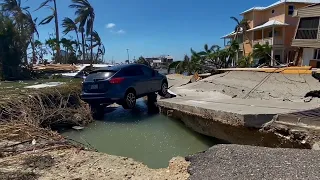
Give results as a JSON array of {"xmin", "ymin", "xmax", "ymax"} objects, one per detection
[{"xmin": 253, "ymin": 37, "xmax": 284, "ymax": 46}]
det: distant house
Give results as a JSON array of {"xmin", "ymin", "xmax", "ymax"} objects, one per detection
[
  {"xmin": 222, "ymin": 0, "xmax": 320, "ymax": 65},
  {"xmin": 291, "ymin": 3, "xmax": 320, "ymax": 67},
  {"xmin": 146, "ymin": 56, "xmax": 174, "ymax": 68}
]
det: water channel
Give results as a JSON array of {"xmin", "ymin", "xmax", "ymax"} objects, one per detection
[{"xmin": 62, "ymin": 100, "xmax": 222, "ymax": 169}]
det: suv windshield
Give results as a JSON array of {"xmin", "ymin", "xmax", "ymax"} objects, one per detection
[{"xmin": 85, "ymin": 70, "xmax": 116, "ymax": 82}]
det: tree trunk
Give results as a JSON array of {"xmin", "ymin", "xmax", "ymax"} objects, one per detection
[
  {"xmin": 81, "ymin": 31, "xmax": 85, "ymax": 63},
  {"xmin": 75, "ymin": 30, "xmax": 81, "ymax": 56},
  {"xmin": 31, "ymin": 35, "xmax": 36, "ymax": 65},
  {"xmin": 242, "ymin": 33, "xmax": 246, "ymax": 56},
  {"xmin": 53, "ymin": 0, "xmax": 61, "ymax": 63},
  {"xmin": 90, "ymin": 21, "xmax": 94, "ymax": 66}
]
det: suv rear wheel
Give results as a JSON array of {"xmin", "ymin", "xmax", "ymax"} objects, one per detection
[{"xmin": 122, "ymin": 90, "xmax": 136, "ymax": 109}]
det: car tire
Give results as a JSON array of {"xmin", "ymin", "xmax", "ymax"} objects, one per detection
[
  {"xmin": 158, "ymin": 81, "xmax": 168, "ymax": 97},
  {"xmin": 122, "ymin": 90, "xmax": 136, "ymax": 109},
  {"xmin": 90, "ymin": 104, "xmax": 105, "ymax": 119}
]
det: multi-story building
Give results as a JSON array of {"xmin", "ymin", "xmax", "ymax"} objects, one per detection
[
  {"xmin": 146, "ymin": 56, "xmax": 174, "ymax": 68},
  {"xmin": 222, "ymin": 0, "xmax": 320, "ymax": 65},
  {"xmin": 291, "ymin": 3, "xmax": 320, "ymax": 67}
]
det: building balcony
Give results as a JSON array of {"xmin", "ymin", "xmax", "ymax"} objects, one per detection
[{"xmin": 253, "ymin": 37, "xmax": 284, "ymax": 46}]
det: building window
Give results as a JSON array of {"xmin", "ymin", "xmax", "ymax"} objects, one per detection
[
  {"xmin": 314, "ymin": 49, "xmax": 320, "ymax": 60},
  {"xmin": 296, "ymin": 17, "xmax": 319, "ymax": 39},
  {"xmin": 288, "ymin": 5, "xmax": 295, "ymax": 15},
  {"xmin": 272, "ymin": 9, "xmax": 275, "ymax": 14}
]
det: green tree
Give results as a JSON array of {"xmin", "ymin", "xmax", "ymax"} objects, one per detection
[
  {"xmin": 36, "ymin": 0, "xmax": 61, "ymax": 63},
  {"xmin": 70, "ymin": 0, "xmax": 95, "ymax": 65},
  {"xmin": 0, "ymin": 13, "xmax": 24, "ymax": 80},
  {"xmin": 136, "ymin": 56, "xmax": 150, "ymax": 66},
  {"xmin": 168, "ymin": 55, "xmax": 198, "ymax": 75},
  {"xmin": 1, "ymin": 0, "xmax": 38, "ymax": 64},
  {"xmin": 238, "ymin": 54, "xmax": 252, "ymax": 68},
  {"xmin": 252, "ymin": 43, "xmax": 272, "ymax": 66}
]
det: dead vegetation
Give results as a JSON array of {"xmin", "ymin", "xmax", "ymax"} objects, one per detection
[{"xmin": 0, "ymin": 82, "xmax": 93, "ymax": 157}]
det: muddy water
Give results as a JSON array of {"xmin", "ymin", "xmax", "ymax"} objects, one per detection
[{"xmin": 62, "ymin": 100, "xmax": 221, "ymax": 169}]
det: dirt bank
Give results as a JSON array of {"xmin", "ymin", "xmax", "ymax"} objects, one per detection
[{"xmin": 0, "ymin": 148, "xmax": 189, "ymax": 180}]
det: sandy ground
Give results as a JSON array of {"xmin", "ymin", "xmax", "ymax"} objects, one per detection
[
  {"xmin": 0, "ymin": 148, "xmax": 190, "ymax": 180},
  {"xmin": 167, "ymin": 72, "xmax": 320, "ymax": 103}
]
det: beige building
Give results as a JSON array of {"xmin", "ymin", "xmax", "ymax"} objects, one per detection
[
  {"xmin": 292, "ymin": 3, "xmax": 320, "ymax": 67},
  {"xmin": 222, "ymin": 0, "xmax": 320, "ymax": 65}
]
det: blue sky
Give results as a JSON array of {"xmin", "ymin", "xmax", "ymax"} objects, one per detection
[{"xmin": 24, "ymin": 0, "xmax": 276, "ymax": 62}]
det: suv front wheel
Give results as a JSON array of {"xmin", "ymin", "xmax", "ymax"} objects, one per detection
[
  {"xmin": 122, "ymin": 90, "xmax": 136, "ymax": 109},
  {"xmin": 158, "ymin": 81, "xmax": 168, "ymax": 97}
]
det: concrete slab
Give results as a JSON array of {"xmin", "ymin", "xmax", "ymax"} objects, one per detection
[{"xmin": 158, "ymin": 97, "xmax": 319, "ymax": 128}]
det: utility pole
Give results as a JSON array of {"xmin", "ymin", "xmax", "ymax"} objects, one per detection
[{"xmin": 126, "ymin": 49, "xmax": 130, "ymax": 63}]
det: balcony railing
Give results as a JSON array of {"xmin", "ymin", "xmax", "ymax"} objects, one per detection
[{"xmin": 253, "ymin": 37, "xmax": 284, "ymax": 46}]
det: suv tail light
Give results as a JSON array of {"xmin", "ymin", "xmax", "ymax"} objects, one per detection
[{"xmin": 109, "ymin": 77, "xmax": 125, "ymax": 84}]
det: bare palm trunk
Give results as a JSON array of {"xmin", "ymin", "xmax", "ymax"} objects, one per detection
[
  {"xmin": 90, "ymin": 22, "xmax": 94, "ymax": 66},
  {"xmin": 31, "ymin": 35, "xmax": 36, "ymax": 65},
  {"xmin": 75, "ymin": 30, "xmax": 81, "ymax": 57},
  {"xmin": 53, "ymin": 0, "xmax": 61, "ymax": 63},
  {"xmin": 81, "ymin": 31, "xmax": 85, "ymax": 63}
]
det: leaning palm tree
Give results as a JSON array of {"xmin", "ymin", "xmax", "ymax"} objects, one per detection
[
  {"xmin": 25, "ymin": 11, "xmax": 39, "ymax": 64},
  {"xmin": 62, "ymin": 17, "xmax": 80, "ymax": 55},
  {"xmin": 69, "ymin": 0, "xmax": 95, "ymax": 65},
  {"xmin": 230, "ymin": 17, "xmax": 250, "ymax": 56},
  {"xmin": 90, "ymin": 31, "xmax": 104, "ymax": 62},
  {"xmin": 36, "ymin": 0, "xmax": 61, "ymax": 63}
]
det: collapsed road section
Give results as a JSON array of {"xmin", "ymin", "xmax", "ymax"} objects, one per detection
[{"xmin": 160, "ymin": 71, "xmax": 320, "ymax": 148}]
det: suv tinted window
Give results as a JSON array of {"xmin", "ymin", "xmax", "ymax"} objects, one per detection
[
  {"xmin": 122, "ymin": 66, "xmax": 144, "ymax": 76},
  {"xmin": 141, "ymin": 66, "xmax": 154, "ymax": 77},
  {"xmin": 85, "ymin": 70, "xmax": 115, "ymax": 82}
]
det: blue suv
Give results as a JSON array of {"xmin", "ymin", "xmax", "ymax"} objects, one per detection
[{"xmin": 81, "ymin": 64, "xmax": 168, "ymax": 116}]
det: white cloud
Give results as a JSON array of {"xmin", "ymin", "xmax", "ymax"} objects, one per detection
[
  {"xmin": 116, "ymin": 29, "xmax": 126, "ymax": 34},
  {"xmin": 106, "ymin": 23, "xmax": 116, "ymax": 29}
]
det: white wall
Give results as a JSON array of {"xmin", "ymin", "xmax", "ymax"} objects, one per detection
[{"xmin": 302, "ymin": 48, "xmax": 315, "ymax": 66}]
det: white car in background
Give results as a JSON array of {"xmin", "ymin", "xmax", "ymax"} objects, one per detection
[{"xmin": 61, "ymin": 64, "xmax": 114, "ymax": 78}]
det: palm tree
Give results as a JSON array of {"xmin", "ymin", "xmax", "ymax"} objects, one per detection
[
  {"xmin": 230, "ymin": 17, "xmax": 250, "ymax": 56},
  {"xmin": 25, "ymin": 11, "xmax": 39, "ymax": 64},
  {"xmin": 252, "ymin": 43, "xmax": 272, "ymax": 66},
  {"xmin": 227, "ymin": 40, "xmax": 240, "ymax": 66},
  {"xmin": 90, "ymin": 31, "xmax": 105, "ymax": 63},
  {"xmin": 36, "ymin": 0, "xmax": 61, "ymax": 62},
  {"xmin": 69, "ymin": 0, "xmax": 95, "ymax": 65},
  {"xmin": 36, "ymin": 0, "xmax": 61, "ymax": 63},
  {"xmin": 238, "ymin": 54, "xmax": 252, "ymax": 68},
  {"xmin": 62, "ymin": 17, "xmax": 80, "ymax": 55}
]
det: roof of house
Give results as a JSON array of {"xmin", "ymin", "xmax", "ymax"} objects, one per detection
[
  {"xmin": 247, "ymin": 20, "xmax": 289, "ymax": 31},
  {"xmin": 221, "ymin": 31, "xmax": 241, "ymax": 38},
  {"xmin": 222, "ymin": 20, "xmax": 288, "ymax": 38},
  {"xmin": 240, "ymin": 0, "xmax": 320, "ymax": 14}
]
